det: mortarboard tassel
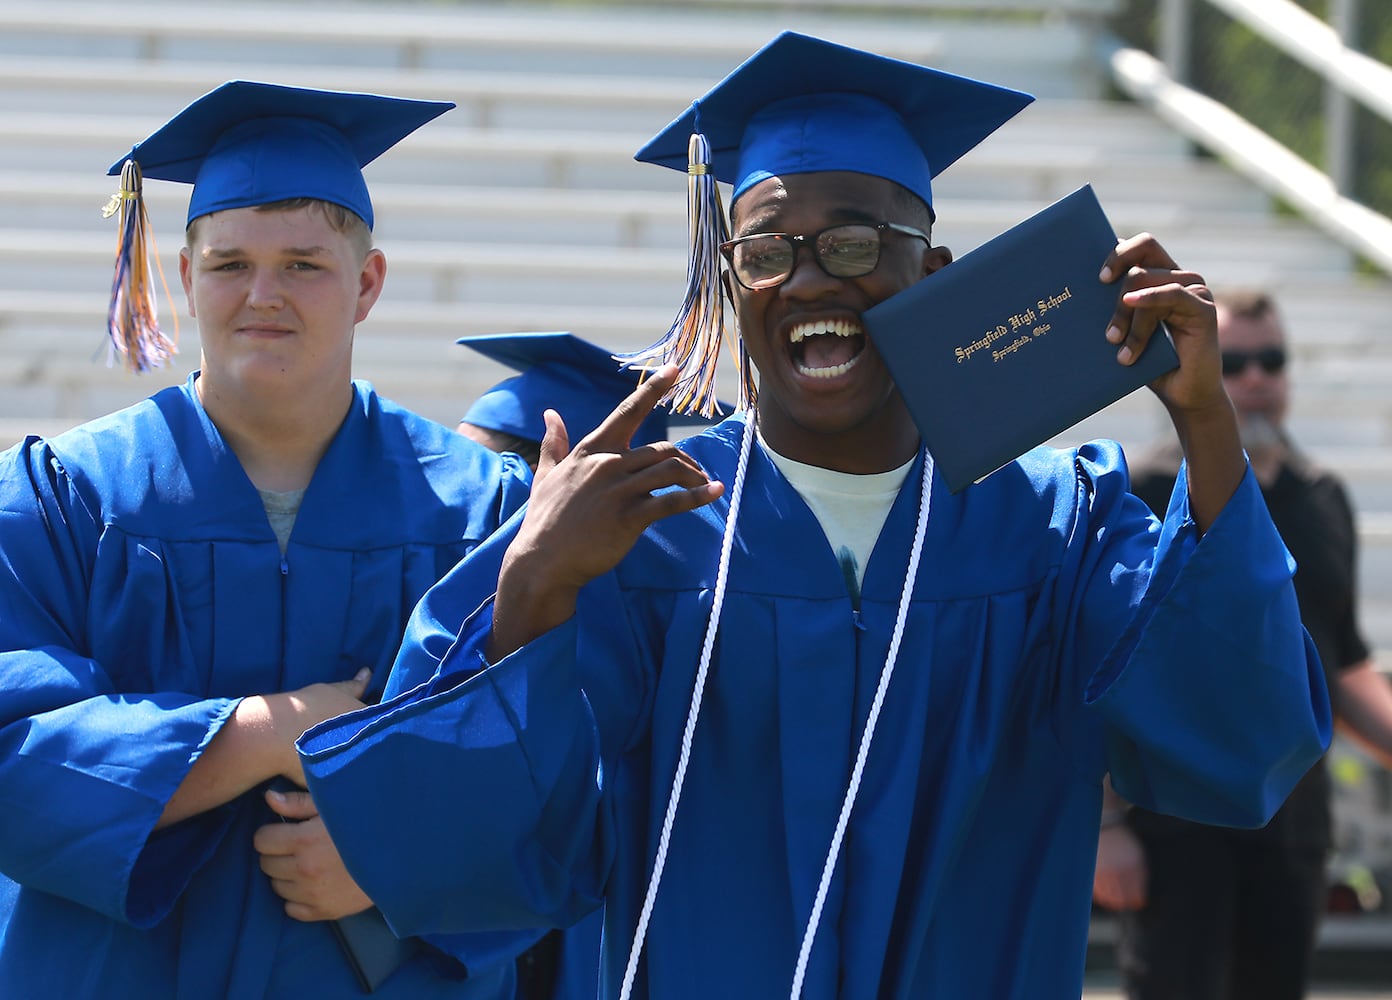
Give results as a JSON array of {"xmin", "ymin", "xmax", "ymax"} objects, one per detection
[
  {"xmin": 619, "ymin": 123, "xmax": 753, "ymax": 416},
  {"xmin": 103, "ymin": 159, "xmax": 178, "ymax": 373}
]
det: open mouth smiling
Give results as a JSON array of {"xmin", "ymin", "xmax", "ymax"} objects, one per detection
[{"xmin": 789, "ymin": 318, "xmax": 866, "ymax": 378}]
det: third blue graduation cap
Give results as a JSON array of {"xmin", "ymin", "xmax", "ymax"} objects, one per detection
[{"xmin": 459, "ymin": 332, "xmax": 726, "ymax": 448}]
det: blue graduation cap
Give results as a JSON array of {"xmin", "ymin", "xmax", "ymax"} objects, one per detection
[
  {"xmin": 624, "ymin": 31, "xmax": 1035, "ymax": 415},
  {"xmin": 636, "ymin": 31, "xmax": 1033, "ymax": 215},
  {"xmin": 458, "ymin": 332, "xmax": 725, "ymax": 448},
  {"xmin": 108, "ymin": 80, "xmax": 453, "ymax": 229},
  {"xmin": 103, "ymin": 81, "xmax": 453, "ymax": 373}
]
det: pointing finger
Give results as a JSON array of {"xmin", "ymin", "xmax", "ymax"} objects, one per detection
[{"xmin": 584, "ymin": 364, "xmax": 679, "ymax": 451}]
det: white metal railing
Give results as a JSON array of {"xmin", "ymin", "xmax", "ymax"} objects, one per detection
[{"xmin": 1112, "ymin": 0, "xmax": 1392, "ymax": 277}]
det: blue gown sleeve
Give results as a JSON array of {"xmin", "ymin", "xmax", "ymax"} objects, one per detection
[
  {"xmin": 382, "ymin": 504, "xmax": 528, "ymax": 701},
  {"xmin": 1081, "ymin": 454, "xmax": 1331, "ymax": 826},
  {"xmin": 301, "ymin": 520, "xmax": 616, "ymax": 941},
  {"xmin": 0, "ymin": 440, "xmax": 238, "ymax": 926}
]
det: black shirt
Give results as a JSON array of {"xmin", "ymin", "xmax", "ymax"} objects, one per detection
[{"xmin": 1126, "ymin": 442, "xmax": 1369, "ymax": 850}]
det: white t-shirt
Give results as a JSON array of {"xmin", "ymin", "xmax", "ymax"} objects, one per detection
[{"xmin": 760, "ymin": 434, "xmax": 914, "ymax": 603}]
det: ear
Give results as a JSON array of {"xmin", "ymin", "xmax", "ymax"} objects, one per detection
[
  {"xmin": 354, "ymin": 248, "xmax": 388, "ymax": 324},
  {"xmin": 922, "ymin": 245, "xmax": 953, "ymax": 277},
  {"xmin": 178, "ymin": 247, "xmax": 196, "ymax": 318}
]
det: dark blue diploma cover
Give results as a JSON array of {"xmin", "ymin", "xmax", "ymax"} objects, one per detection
[
  {"xmin": 331, "ymin": 908, "xmax": 417, "ymax": 993},
  {"xmin": 863, "ymin": 184, "xmax": 1180, "ymax": 492}
]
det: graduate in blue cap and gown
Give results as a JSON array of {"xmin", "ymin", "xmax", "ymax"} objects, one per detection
[
  {"xmin": 0, "ymin": 81, "xmax": 534, "ymax": 998},
  {"xmin": 298, "ymin": 33, "xmax": 1331, "ymax": 1000}
]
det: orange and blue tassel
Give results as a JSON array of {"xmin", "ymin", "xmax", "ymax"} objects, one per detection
[
  {"xmin": 619, "ymin": 117, "xmax": 752, "ymax": 417},
  {"xmin": 103, "ymin": 159, "xmax": 178, "ymax": 373}
]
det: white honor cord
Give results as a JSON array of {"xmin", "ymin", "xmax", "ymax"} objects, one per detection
[
  {"xmin": 618, "ymin": 410, "xmax": 759, "ymax": 1000},
  {"xmin": 788, "ymin": 449, "xmax": 934, "ymax": 1000}
]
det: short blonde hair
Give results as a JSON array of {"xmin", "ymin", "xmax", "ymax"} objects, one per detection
[{"xmin": 186, "ymin": 198, "xmax": 373, "ymax": 259}]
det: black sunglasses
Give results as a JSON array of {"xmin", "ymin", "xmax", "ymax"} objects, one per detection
[{"xmin": 1220, "ymin": 347, "xmax": 1286, "ymax": 376}]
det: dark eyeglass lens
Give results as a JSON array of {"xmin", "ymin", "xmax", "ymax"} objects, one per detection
[
  {"xmin": 732, "ymin": 238, "xmax": 794, "ymax": 288},
  {"xmin": 1221, "ymin": 347, "xmax": 1286, "ymax": 376},
  {"xmin": 817, "ymin": 226, "xmax": 881, "ymax": 276}
]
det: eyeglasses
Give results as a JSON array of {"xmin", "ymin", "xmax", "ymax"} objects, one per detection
[
  {"xmin": 1220, "ymin": 347, "xmax": 1287, "ymax": 376},
  {"xmin": 719, "ymin": 222, "xmax": 931, "ymax": 290}
]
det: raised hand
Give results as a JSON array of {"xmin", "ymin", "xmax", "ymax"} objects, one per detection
[
  {"xmin": 490, "ymin": 364, "xmax": 725, "ymax": 661},
  {"xmin": 1102, "ymin": 232, "xmax": 1224, "ymax": 409},
  {"xmin": 1099, "ymin": 233, "xmax": 1243, "ymax": 531},
  {"xmin": 1099, "ymin": 232, "xmax": 1224, "ymax": 414}
]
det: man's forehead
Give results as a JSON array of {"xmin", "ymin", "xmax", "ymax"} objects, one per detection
[
  {"xmin": 732, "ymin": 172, "xmax": 898, "ymax": 225},
  {"xmin": 191, "ymin": 206, "xmax": 349, "ymax": 252},
  {"xmin": 1218, "ymin": 309, "xmax": 1284, "ymax": 345}
]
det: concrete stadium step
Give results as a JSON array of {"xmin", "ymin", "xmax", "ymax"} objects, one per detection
[
  {"xmin": 0, "ymin": 56, "xmax": 1166, "ymax": 140},
  {"xmin": 1320, "ymin": 451, "xmax": 1392, "ymax": 512},
  {"xmin": 1276, "ymin": 283, "xmax": 1392, "ymax": 350},
  {"xmin": 0, "ymin": 0, "xmax": 1113, "ymax": 99},
  {"xmin": 0, "ymin": 54, "xmax": 1190, "ymax": 154},
  {"xmin": 1362, "ymin": 598, "xmax": 1392, "ymax": 656}
]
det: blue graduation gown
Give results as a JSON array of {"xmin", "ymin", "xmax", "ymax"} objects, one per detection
[
  {"xmin": 0, "ymin": 376, "xmax": 533, "ymax": 999},
  {"xmin": 300, "ymin": 415, "xmax": 1331, "ymax": 999}
]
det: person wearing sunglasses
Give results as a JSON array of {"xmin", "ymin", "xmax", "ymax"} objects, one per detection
[
  {"xmin": 298, "ymin": 35, "xmax": 1328, "ymax": 1000},
  {"xmin": 1094, "ymin": 288, "xmax": 1392, "ymax": 1000}
]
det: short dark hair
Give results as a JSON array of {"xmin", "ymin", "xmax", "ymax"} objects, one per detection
[
  {"xmin": 726, "ymin": 174, "xmax": 935, "ymax": 240},
  {"xmin": 889, "ymin": 180, "xmax": 935, "ymax": 235},
  {"xmin": 1214, "ymin": 288, "xmax": 1279, "ymax": 324}
]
